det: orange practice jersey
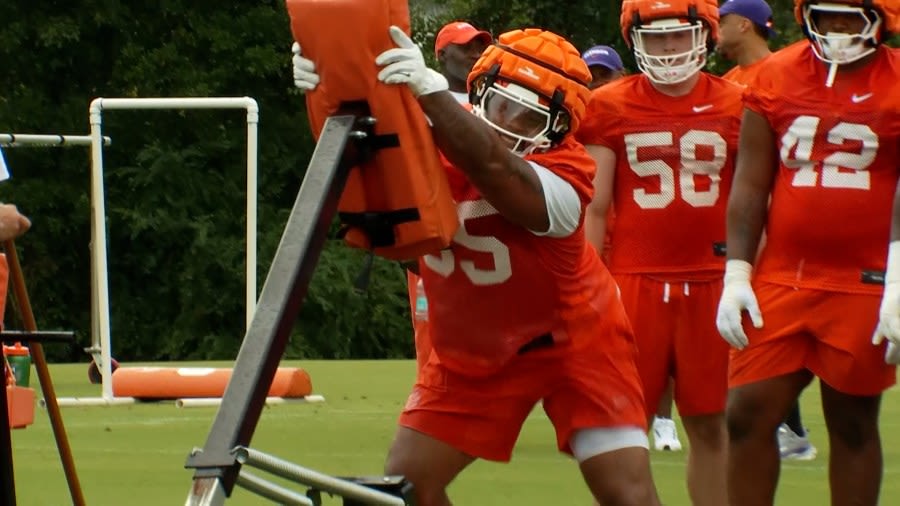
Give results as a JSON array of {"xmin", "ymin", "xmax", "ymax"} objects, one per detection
[
  {"xmin": 577, "ymin": 73, "xmax": 744, "ymax": 276},
  {"xmin": 419, "ymin": 137, "xmax": 623, "ymax": 376},
  {"xmin": 721, "ymin": 55, "xmax": 771, "ymax": 88},
  {"xmin": 749, "ymin": 43, "xmax": 900, "ymax": 294}
]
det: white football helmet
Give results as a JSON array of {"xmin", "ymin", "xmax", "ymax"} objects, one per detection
[
  {"xmin": 632, "ymin": 18, "xmax": 710, "ymax": 84},
  {"xmin": 803, "ymin": 2, "xmax": 883, "ymax": 65},
  {"xmin": 620, "ymin": 0, "xmax": 720, "ymax": 85}
]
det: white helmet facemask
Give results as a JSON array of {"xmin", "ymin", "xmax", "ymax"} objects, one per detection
[
  {"xmin": 632, "ymin": 19, "xmax": 708, "ymax": 85},
  {"xmin": 804, "ymin": 3, "xmax": 882, "ymax": 86},
  {"xmin": 473, "ymin": 82, "xmax": 560, "ymax": 157}
]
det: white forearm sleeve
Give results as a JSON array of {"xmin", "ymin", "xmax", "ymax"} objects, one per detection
[{"xmin": 529, "ymin": 161, "xmax": 581, "ymax": 238}]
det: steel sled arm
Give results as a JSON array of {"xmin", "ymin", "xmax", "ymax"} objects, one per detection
[{"xmin": 184, "ymin": 105, "xmax": 413, "ymax": 506}]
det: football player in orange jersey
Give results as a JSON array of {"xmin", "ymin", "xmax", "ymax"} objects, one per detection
[
  {"xmin": 293, "ymin": 26, "xmax": 662, "ymax": 506},
  {"xmin": 716, "ymin": 0, "xmax": 900, "ymax": 504},
  {"xmin": 578, "ymin": 1, "xmax": 742, "ymax": 504},
  {"xmin": 717, "ymin": 0, "xmax": 776, "ymax": 87},
  {"xmin": 405, "ymin": 21, "xmax": 493, "ymax": 377},
  {"xmin": 719, "ymin": 0, "xmax": 819, "ymax": 463},
  {"xmin": 581, "ymin": 36, "xmax": 689, "ymax": 457}
]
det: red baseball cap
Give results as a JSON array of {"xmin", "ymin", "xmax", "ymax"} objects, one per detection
[{"xmin": 434, "ymin": 21, "xmax": 492, "ymax": 57}]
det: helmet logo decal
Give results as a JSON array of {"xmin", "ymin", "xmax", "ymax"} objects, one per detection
[{"xmin": 517, "ymin": 66, "xmax": 541, "ymax": 81}]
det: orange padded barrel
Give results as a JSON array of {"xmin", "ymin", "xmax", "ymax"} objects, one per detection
[{"xmin": 111, "ymin": 367, "xmax": 313, "ymax": 400}]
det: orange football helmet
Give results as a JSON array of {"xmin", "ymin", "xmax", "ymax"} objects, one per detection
[
  {"xmin": 620, "ymin": 0, "xmax": 720, "ymax": 84},
  {"xmin": 467, "ymin": 29, "xmax": 591, "ymax": 156},
  {"xmin": 794, "ymin": 0, "xmax": 899, "ymax": 66}
]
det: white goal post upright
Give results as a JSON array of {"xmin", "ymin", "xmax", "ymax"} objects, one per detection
[{"xmin": 81, "ymin": 97, "xmax": 259, "ymax": 406}]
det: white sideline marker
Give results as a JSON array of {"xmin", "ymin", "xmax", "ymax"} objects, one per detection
[{"xmin": 176, "ymin": 395, "xmax": 326, "ymax": 409}]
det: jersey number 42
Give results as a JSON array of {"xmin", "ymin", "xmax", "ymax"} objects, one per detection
[{"xmin": 781, "ymin": 115, "xmax": 879, "ymax": 189}]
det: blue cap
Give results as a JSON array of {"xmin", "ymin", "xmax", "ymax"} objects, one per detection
[
  {"xmin": 719, "ymin": 0, "xmax": 777, "ymax": 39},
  {"xmin": 581, "ymin": 45, "xmax": 625, "ymax": 71}
]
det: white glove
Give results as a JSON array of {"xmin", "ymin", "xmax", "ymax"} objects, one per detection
[
  {"xmin": 716, "ymin": 259, "xmax": 764, "ymax": 350},
  {"xmin": 886, "ymin": 342, "xmax": 900, "ymax": 365},
  {"xmin": 873, "ymin": 241, "xmax": 900, "ymax": 363},
  {"xmin": 291, "ymin": 41, "xmax": 320, "ymax": 92},
  {"xmin": 873, "ymin": 282, "xmax": 900, "ymax": 347},
  {"xmin": 375, "ymin": 26, "xmax": 448, "ymax": 97}
]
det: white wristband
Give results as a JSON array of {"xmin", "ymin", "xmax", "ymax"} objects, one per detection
[
  {"xmin": 724, "ymin": 259, "xmax": 753, "ymax": 283},
  {"xmin": 886, "ymin": 241, "xmax": 900, "ymax": 285}
]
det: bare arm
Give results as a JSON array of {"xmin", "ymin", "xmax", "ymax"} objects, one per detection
[
  {"xmin": 417, "ymin": 92, "xmax": 549, "ymax": 232},
  {"xmin": 583, "ymin": 145, "xmax": 615, "ymax": 254},
  {"xmin": 726, "ymin": 109, "xmax": 777, "ymax": 263}
]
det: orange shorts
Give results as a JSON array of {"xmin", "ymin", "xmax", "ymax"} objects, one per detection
[
  {"xmin": 729, "ymin": 282, "xmax": 896, "ymax": 396},
  {"xmin": 615, "ymin": 274, "xmax": 729, "ymax": 417},
  {"xmin": 398, "ymin": 303, "xmax": 647, "ymax": 462}
]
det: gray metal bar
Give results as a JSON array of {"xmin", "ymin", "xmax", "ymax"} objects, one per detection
[
  {"xmin": 235, "ymin": 447, "xmax": 404, "ymax": 506},
  {"xmin": 0, "ymin": 133, "xmax": 111, "ymax": 147},
  {"xmin": 235, "ymin": 470, "xmax": 314, "ymax": 506},
  {"xmin": 185, "ymin": 477, "xmax": 227, "ymax": 506}
]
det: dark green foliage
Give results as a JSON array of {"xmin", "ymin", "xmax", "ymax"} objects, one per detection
[{"xmin": 0, "ymin": 1, "xmax": 893, "ymax": 361}]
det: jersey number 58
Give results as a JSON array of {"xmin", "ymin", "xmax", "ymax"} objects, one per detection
[{"xmin": 625, "ymin": 130, "xmax": 728, "ymax": 209}]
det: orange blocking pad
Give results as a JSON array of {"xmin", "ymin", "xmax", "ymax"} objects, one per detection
[
  {"xmin": 6, "ymin": 385, "xmax": 35, "ymax": 429},
  {"xmin": 287, "ymin": 0, "xmax": 459, "ymax": 261},
  {"xmin": 111, "ymin": 367, "xmax": 313, "ymax": 400}
]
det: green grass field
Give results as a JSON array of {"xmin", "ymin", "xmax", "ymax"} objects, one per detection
[{"xmin": 8, "ymin": 360, "xmax": 900, "ymax": 505}]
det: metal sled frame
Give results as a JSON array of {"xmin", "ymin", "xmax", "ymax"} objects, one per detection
[{"xmin": 184, "ymin": 106, "xmax": 411, "ymax": 506}]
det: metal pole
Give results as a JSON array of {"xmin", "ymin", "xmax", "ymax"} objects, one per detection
[
  {"xmin": 235, "ymin": 470, "xmax": 315, "ymax": 506},
  {"xmin": 88, "ymin": 101, "xmax": 115, "ymax": 402},
  {"xmin": 245, "ymin": 106, "xmax": 259, "ymax": 330},
  {"xmin": 0, "ymin": 134, "xmax": 111, "ymax": 148},
  {"xmin": 235, "ymin": 448, "xmax": 404, "ymax": 506}
]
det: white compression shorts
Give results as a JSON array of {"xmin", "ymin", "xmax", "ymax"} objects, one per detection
[{"xmin": 569, "ymin": 426, "xmax": 649, "ymax": 463}]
